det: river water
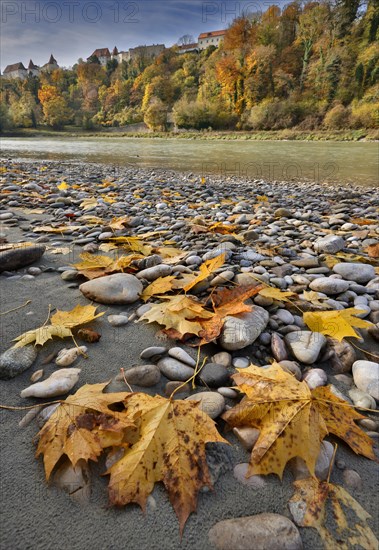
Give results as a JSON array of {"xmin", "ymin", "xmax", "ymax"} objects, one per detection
[{"xmin": 1, "ymin": 137, "xmax": 378, "ymax": 187}]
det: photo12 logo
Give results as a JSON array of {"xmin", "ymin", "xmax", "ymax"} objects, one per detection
[
  {"xmin": 202, "ymin": 1, "xmax": 281, "ymax": 23},
  {"xmin": 1, "ymin": 1, "xmax": 140, "ymax": 24}
]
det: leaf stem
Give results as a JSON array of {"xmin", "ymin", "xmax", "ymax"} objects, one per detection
[
  {"xmin": 170, "ymin": 348, "xmax": 207, "ymax": 399},
  {"xmin": 0, "ymin": 300, "xmax": 31, "ymax": 316},
  {"xmin": 350, "ymin": 341, "xmax": 379, "ymax": 361},
  {"xmin": 326, "ymin": 443, "xmax": 338, "ymax": 484}
]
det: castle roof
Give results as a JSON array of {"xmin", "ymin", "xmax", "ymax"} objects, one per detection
[
  {"xmin": 28, "ymin": 59, "xmax": 39, "ymax": 70},
  {"xmin": 89, "ymin": 48, "xmax": 111, "ymax": 59},
  {"xmin": 48, "ymin": 54, "xmax": 57, "ymax": 65},
  {"xmin": 198, "ymin": 29, "xmax": 226, "ymax": 39},
  {"xmin": 4, "ymin": 62, "xmax": 26, "ymax": 73},
  {"xmin": 112, "ymin": 46, "xmax": 118, "ymax": 55}
]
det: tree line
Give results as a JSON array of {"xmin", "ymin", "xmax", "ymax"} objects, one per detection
[{"xmin": 1, "ymin": 0, "xmax": 378, "ymax": 133}]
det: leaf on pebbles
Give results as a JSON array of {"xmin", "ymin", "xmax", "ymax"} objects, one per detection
[
  {"xmin": 13, "ymin": 304, "xmax": 104, "ymax": 347},
  {"xmin": 199, "ymin": 285, "xmax": 262, "ymax": 344},
  {"xmin": 223, "ymin": 363, "xmax": 376, "ymax": 479},
  {"xmin": 36, "ymin": 383, "xmax": 136, "ymax": 480},
  {"xmin": 138, "ymin": 295, "xmax": 213, "ymax": 338},
  {"xmin": 289, "ymin": 478, "xmax": 379, "ymax": 549},
  {"xmin": 302, "ymin": 291, "xmax": 332, "ymax": 308},
  {"xmin": 183, "ymin": 253, "xmax": 226, "ymax": 292},
  {"xmin": 303, "ymin": 308, "xmax": 372, "ymax": 341},
  {"xmin": 140, "ymin": 276, "xmax": 177, "ymax": 302},
  {"xmin": 107, "ymin": 393, "xmax": 227, "ymax": 535},
  {"xmin": 258, "ymin": 287, "xmax": 296, "ymax": 302},
  {"xmin": 73, "ymin": 252, "xmax": 141, "ymax": 279}
]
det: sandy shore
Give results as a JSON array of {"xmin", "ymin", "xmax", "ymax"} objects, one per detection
[{"xmin": 0, "ymin": 159, "xmax": 378, "ymax": 550}]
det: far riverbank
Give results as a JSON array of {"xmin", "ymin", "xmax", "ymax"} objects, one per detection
[{"xmin": 3, "ymin": 127, "xmax": 379, "ymax": 142}]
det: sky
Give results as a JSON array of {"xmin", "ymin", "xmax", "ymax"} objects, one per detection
[{"xmin": 1, "ymin": 0, "xmax": 287, "ymax": 71}]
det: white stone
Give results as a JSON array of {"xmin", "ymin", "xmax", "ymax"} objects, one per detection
[
  {"xmin": 108, "ymin": 314, "xmax": 129, "ymax": 326},
  {"xmin": 208, "ymin": 514, "xmax": 302, "ymax": 550},
  {"xmin": 168, "ymin": 347, "xmax": 196, "ymax": 367},
  {"xmin": 233, "ymin": 463, "xmax": 267, "ymax": 488},
  {"xmin": 314, "ymin": 235, "xmax": 345, "ymax": 254},
  {"xmin": 21, "ymin": 368, "xmax": 81, "ymax": 398},
  {"xmin": 285, "ymin": 331, "xmax": 326, "ymax": 364},
  {"xmin": 290, "ymin": 441, "xmax": 334, "ymax": 481},
  {"xmin": 219, "ymin": 307, "xmax": 269, "ymax": 351},
  {"xmin": 348, "ymin": 387, "xmax": 377, "ymax": 410},
  {"xmin": 333, "ymin": 262, "xmax": 375, "ymax": 284},
  {"xmin": 186, "ymin": 391, "xmax": 225, "ymax": 419},
  {"xmin": 309, "ymin": 277, "xmax": 349, "ymax": 295},
  {"xmin": 157, "ymin": 357, "xmax": 194, "ymax": 381},
  {"xmin": 80, "ymin": 273, "xmax": 143, "ymax": 304},
  {"xmin": 352, "ymin": 360, "xmax": 379, "ymax": 401},
  {"xmin": 303, "ymin": 368, "xmax": 328, "ymax": 389}
]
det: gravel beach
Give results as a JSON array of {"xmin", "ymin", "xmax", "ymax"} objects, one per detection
[{"xmin": 0, "ymin": 158, "xmax": 378, "ymax": 550}]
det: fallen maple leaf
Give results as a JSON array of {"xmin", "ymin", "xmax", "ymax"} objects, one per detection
[
  {"xmin": 302, "ymin": 290, "xmax": 332, "ymax": 308},
  {"xmin": 80, "ymin": 197, "xmax": 98, "ymax": 210},
  {"xmin": 351, "ymin": 218, "xmax": 378, "ymax": 226},
  {"xmin": 107, "ymin": 393, "xmax": 227, "ymax": 534},
  {"xmin": 209, "ymin": 222, "xmax": 239, "ymax": 235},
  {"xmin": 365, "ymin": 243, "xmax": 379, "ymax": 259},
  {"xmin": 108, "ymin": 216, "xmax": 130, "ymax": 230},
  {"xmin": 199, "ymin": 285, "xmax": 262, "ymax": 344},
  {"xmin": 13, "ymin": 304, "xmax": 104, "ymax": 347},
  {"xmin": 223, "ymin": 363, "xmax": 375, "ymax": 479},
  {"xmin": 57, "ymin": 181, "xmax": 69, "ymax": 191},
  {"xmin": 73, "ymin": 252, "xmax": 140, "ymax": 279},
  {"xmin": 140, "ymin": 275, "xmax": 176, "ymax": 302},
  {"xmin": 183, "ymin": 253, "xmax": 226, "ymax": 292},
  {"xmin": 107, "ymin": 236, "xmax": 153, "ymax": 256},
  {"xmin": 33, "ymin": 225, "xmax": 82, "ymax": 233},
  {"xmin": 303, "ymin": 308, "xmax": 372, "ymax": 341},
  {"xmin": 36, "ymin": 382, "xmax": 137, "ymax": 480},
  {"xmin": 138, "ymin": 295, "xmax": 213, "ymax": 338},
  {"xmin": 258, "ymin": 287, "xmax": 296, "ymax": 302},
  {"xmin": 289, "ymin": 477, "xmax": 378, "ymax": 549}
]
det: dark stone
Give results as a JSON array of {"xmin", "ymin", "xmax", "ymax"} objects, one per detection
[
  {"xmin": 0, "ymin": 244, "xmax": 45, "ymax": 272},
  {"xmin": 198, "ymin": 363, "xmax": 231, "ymax": 388}
]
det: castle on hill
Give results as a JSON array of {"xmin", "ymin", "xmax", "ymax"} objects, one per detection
[
  {"xmin": 2, "ymin": 55, "xmax": 58, "ymax": 79},
  {"xmin": 1, "ymin": 29, "xmax": 227, "ymax": 78}
]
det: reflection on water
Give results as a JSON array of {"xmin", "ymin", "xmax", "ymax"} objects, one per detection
[{"xmin": 1, "ymin": 137, "xmax": 378, "ymax": 187}]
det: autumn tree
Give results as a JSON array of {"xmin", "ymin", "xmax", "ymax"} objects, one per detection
[
  {"xmin": 143, "ymin": 98, "xmax": 168, "ymax": 130},
  {"xmin": 38, "ymin": 85, "xmax": 72, "ymax": 129}
]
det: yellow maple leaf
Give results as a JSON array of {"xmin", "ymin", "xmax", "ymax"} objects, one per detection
[
  {"xmin": 258, "ymin": 287, "xmax": 296, "ymax": 302},
  {"xmin": 209, "ymin": 222, "xmax": 239, "ymax": 235},
  {"xmin": 33, "ymin": 225, "xmax": 82, "ymax": 233},
  {"xmin": 73, "ymin": 253, "xmax": 114, "ymax": 271},
  {"xmin": 80, "ymin": 197, "xmax": 98, "ymax": 210},
  {"xmin": 57, "ymin": 181, "xmax": 69, "ymax": 191},
  {"xmin": 140, "ymin": 276, "xmax": 176, "ymax": 302},
  {"xmin": 223, "ymin": 363, "xmax": 375, "ymax": 479},
  {"xmin": 183, "ymin": 253, "xmax": 226, "ymax": 292},
  {"xmin": 139, "ymin": 295, "xmax": 213, "ymax": 338},
  {"xmin": 302, "ymin": 290, "xmax": 332, "ymax": 308},
  {"xmin": 107, "ymin": 393, "xmax": 227, "ymax": 535},
  {"xmin": 303, "ymin": 308, "xmax": 372, "ymax": 341},
  {"xmin": 108, "ymin": 217, "xmax": 130, "ymax": 230},
  {"xmin": 289, "ymin": 478, "xmax": 378, "ymax": 549},
  {"xmin": 36, "ymin": 383, "xmax": 136, "ymax": 480},
  {"xmin": 108, "ymin": 236, "xmax": 153, "ymax": 256},
  {"xmin": 13, "ymin": 304, "xmax": 104, "ymax": 347}
]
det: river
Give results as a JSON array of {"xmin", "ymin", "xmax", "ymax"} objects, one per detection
[{"xmin": 1, "ymin": 137, "xmax": 378, "ymax": 187}]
